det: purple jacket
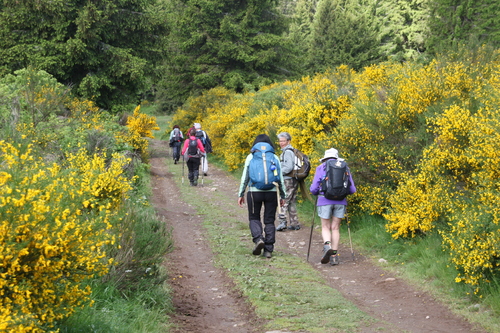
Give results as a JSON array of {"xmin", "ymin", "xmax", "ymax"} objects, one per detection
[{"xmin": 309, "ymin": 159, "xmax": 356, "ymax": 206}]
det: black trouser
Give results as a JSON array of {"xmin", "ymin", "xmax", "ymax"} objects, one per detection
[
  {"xmin": 247, "ymin": 191, "xmax": 278, "ymax": 253},
  {"xmin": 172, "ymin": 141, "xmax": 182, "ymax": 161},
  {"xmin": 187, "ymin": 157, "xmax": 200, "ymax": 183}
]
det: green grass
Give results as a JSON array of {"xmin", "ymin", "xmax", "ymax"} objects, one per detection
[{"xmin": 59, "ymin": 279, "xmax": 173, "ymax": 333}]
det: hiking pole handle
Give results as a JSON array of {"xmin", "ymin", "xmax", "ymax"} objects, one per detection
[{"xmin": 306, "ymin": 195, "xmax": 318, "ymax": 262}]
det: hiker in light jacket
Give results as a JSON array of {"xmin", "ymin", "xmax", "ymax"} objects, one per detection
[
  {"xmin": 169, "ymin": 125, "xmax": 184, "ymax": 164},
  {"xmin": 310, "ymin": 148, "xmax": 356, "ymax": 266},
  {"xmin": 194, "ymin": 123, "xmax": 212, "ymax": 176},
  {"xmin": 277, "ymin": 132, "xmax": 301, "ymax": 231},
  {"xmin": 238, "ymin": 134, "xmax": 286, "ymax": 259}
]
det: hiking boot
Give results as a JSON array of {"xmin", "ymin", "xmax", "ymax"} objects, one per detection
[
  {"xmin": 204, "ymin": 172, "xmax": 208, "ymax": 176},
  {"xmin": 252, "ymin": 239, "xmax": 265, "ymax": 255},
  {"xmin": 321, "ymin": 245, "xmax": 335, "ymax": 264},
  {"xmin": 262, "ymin": 251, "xmax": 272, "ymax": 258},
  {"xmin": 276, "ymin": 219, "xmax": 287, "ymax": 232},
  {"xmin": 192, "ymin": 180, "xmax": 198, "ymax": 186},
  {"xmin": 330, "ymin": 254, "xmax": 339, "ymax": 266},
  {"xmin": 287, "ymin": 224, "xmax": 301, "ymax": 230}
]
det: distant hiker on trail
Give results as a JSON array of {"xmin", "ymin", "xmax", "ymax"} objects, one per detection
[
  {"xmin": 310, "ymin": 148, "xmax": 356, "ymax": 266},
  {"xmin": 237, "ymin": 134, "xmax": 286, "ymax": 259},
  {"xmin": 169, "ymin": 125, "xmax": 184, "ymax": 164},
  {"xmin": 181, "ymin": 128, "xmax": 205, "ymax": 186},
  {"xmin": 277, "ymin": 132, "xmax": 301, "ymax": 231},
  {"xmin": 193, "ymin": 123, "xmax": 212, "ymax": 176}
]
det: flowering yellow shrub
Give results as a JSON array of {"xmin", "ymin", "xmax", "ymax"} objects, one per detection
[
  {"xmin": 66, "ymin": 149, "xmax": 134, "ymax": 209},
  {"xmin": 382, "ymin": 56, "xmax": 500, "ymax": 288},
  {"xmin": 0, "ymin": 142, "xmax": 130, "ymax": 331},
  {"xmin": 67, "ymin": 98, "xmax": 102, "ymax": 129},
  {"xmin": 126, "ymin": 105, "xmax": 159, "ymax": 139},
  {"xmin": 123, "ymin": 105, "xmax": 159, "ymax": 161}
]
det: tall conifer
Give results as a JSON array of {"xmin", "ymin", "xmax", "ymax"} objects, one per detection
[
  {"xmin": 159, "ymin": 0, "xmax": 292, "ymax": 110},
  {"xmin": 426, "ymin": 0, "xmax": 500, "ymax": 53},
  {"xmin": 308, "ymin": 0, "xmax": 382, "ymax": 72}
]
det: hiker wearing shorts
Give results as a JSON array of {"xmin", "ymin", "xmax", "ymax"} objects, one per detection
[
  {"xmin": 309, "ymin": 148, "xmax": 356, "ymax": 265},
  {"xmin": 238, "ymin": 134, "xmax": 286, "ymax": 259},
  {"xmin": 277, "ymin": 132, "xmax": 300, "ymax": 231}
]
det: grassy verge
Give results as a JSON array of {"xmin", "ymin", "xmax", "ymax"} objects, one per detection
[
  {"xmin": 167, "ymin": 158, "xmax": 379, "ymax": 333},
  {"xmin": 57, "ymin": 138, "xmax": 174, "ymax": 333}
]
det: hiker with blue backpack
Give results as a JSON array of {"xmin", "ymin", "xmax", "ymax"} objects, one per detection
[
  {"xmin": 237, "ymin": 134, "xmax": 286, "ymax": 259},
  {"xmin": 310, "ymin": 148, "xmax": 356, "ymax": 266},
  {"xmin": 181, "ymin": 128, "xmax": 206, "ymax": 186},
  {"xmin": 168, "ymin": 125, "xmax": 184, "ymax": 164}
]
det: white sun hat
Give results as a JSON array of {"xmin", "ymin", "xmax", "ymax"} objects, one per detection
[{"xmin": 320, "ymin": 148, "xmax": 339, "ymax": 162}]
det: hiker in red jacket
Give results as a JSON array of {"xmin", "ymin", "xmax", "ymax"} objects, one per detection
[{"xmin": 181, "ymin": 128, "xmax": 206, "ymax": 186}]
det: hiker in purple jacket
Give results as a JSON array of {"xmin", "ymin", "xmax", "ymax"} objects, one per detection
[{"xmin": 310, "ymin": 148, "xmax": 356, "ymax": 266}]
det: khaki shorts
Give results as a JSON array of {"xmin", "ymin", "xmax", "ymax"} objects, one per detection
[{"xmin": 317, "ymin": 204, "xmax": 346, "ymax": 219}]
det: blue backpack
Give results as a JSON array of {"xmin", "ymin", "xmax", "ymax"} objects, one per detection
[{"xmin": 249, "ymin": 142, "xmax": 281, "ymax": 190}]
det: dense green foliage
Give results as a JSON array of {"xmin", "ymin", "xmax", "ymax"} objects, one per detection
[
  {"xmin": 0, "ymin": 0, "xmax": 169, "ymax": 112},
  {"xmin": 2, "ymin": 0, "xmax": 500, "ymax": 109},
  {"xmin": 308, "ymin": 0, "xmax": 382, "ymax": 71},
  {"xmin": 426, "ymin": 0, "xmax": 500, "ymax": 53},
  {"xmin": 376, "ymin": 0, "xmax": 429, "ymax": 61},
  {"xmin": 157, "ymin": 0, "xmax": 295, "ymax": 111}
]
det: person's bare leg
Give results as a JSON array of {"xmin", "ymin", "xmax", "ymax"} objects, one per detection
[
  {"xmin": 321, "ymin": 218, "xmax": 332, "ymax": 243},
  {"xmin": 330, "ymin": 217, "xmax": 341, "ymax": 251}
]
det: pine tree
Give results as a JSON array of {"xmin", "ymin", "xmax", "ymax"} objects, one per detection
[
  {"xmin": 377, "ymin": 0, "xmax": 430, "ymax": 61},
  {"xmin": 426, "ymin": 0, "xmax": 500, "ymax": 54},
  {"xmin": 287, "ymin": 0, "xmax": 318, "ymax": 73},
  {"xmin": 308, "ymin": 0, "xmax": 383, "ymax": 72},
  {"xmin": 159, "ymin": 0, "xmax": 293, "ymax": 110}
]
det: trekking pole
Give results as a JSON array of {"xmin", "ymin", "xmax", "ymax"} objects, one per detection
[
  {"xmin": 345, "ymin": 207, "xmax": 355, "ymax": 262},
  {"xmin": 306, "ymin": 196, "xmax": 318, "ymax": 262},
  {"xmin": 182, "ymin": 154, "xmax": 185, "ymax": 185},
  {"xmin": 273, "ymin": 182, "xmax": 287, "ymax": 228}
]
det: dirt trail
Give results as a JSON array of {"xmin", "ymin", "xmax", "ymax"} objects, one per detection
[{"xmin": 149, "ymin": 139, "xmax": 486, "ymax": 333}]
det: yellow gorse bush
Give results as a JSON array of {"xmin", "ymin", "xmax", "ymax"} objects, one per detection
[
  {"xmin": 125, "ymin": 105, "xmax": 160, "ymax": 161},
  {"xmin": 126, "ymin": 105, "xmax": 159, "ymax": 139},
  {"xmin": 0, "ymin": 142, "xmax": 132, "ymax": 331},
  {"xmin": 171, "ymin": 47, "xmax": 500, "ymax": 289}
]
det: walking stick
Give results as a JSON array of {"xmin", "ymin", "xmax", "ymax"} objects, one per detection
[
  {"xmin": 345, "ymin": 208, "xmax": 355, "ymax": 262},
  {"xmin": 306, "ymin": 196, "xmax": 319, "ymax": 262},
  {"xmin": 273, "ymin": 182, "xmax": 287, "ymax": 228},
  {"xmin": 182, "ymin": 154, "xmax": 185, "ymax": 185}
]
